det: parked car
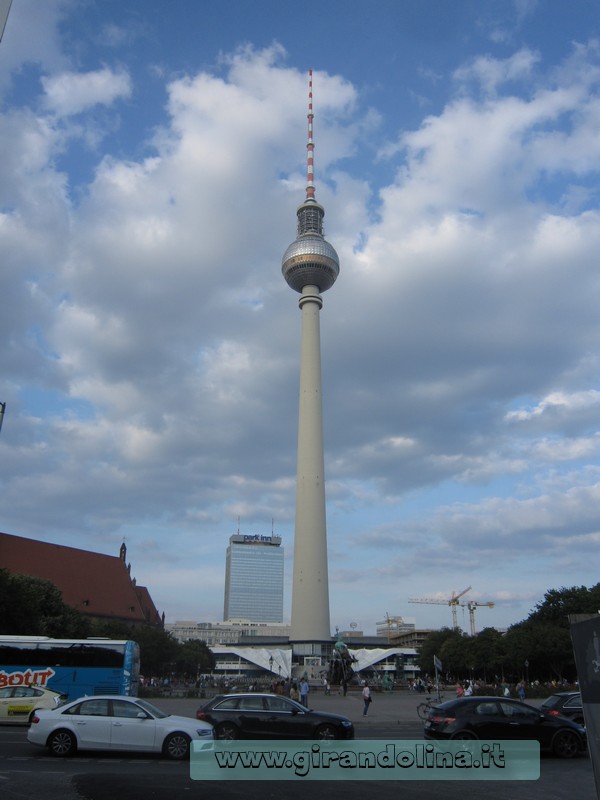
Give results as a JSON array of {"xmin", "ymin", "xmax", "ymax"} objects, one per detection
[
  {"xmin": 196, "ymin": 693, "xmax": 354, "ymax": 740},
  {"xmin": 540, "ymin": 691, "xmax": 584, "ymax": 725},
  {"xmin": 423, "ymin": 696, "xmax": 586, "ymax": 758},
  {"xmin": 27, "ymin": 695, "xmax": 213, "ymax": 759},
  {"xmin": 0, "ymin": 685, "xmax": 67, "ymax": 725}
]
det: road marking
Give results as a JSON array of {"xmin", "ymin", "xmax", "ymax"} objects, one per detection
[{"xmin": 0, "ymin": 756, "xmax": 189, "ymax": 765}]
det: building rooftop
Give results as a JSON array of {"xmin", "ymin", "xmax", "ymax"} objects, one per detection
[{"xmin": 0, "ymin": 531, "xmax": 161, "ymax": 626}]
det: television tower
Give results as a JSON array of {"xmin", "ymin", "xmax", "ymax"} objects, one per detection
[{"xmin": 282, "ymin": 70, "xmax": 339, "ymax": 643}]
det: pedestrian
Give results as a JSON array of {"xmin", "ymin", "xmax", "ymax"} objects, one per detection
[
  {"xmin": 290, "ymin": 683, "xmax": 299, "ymax": 702},
  {"xmin": 362, "ymin": 682, "xmax": 372, "ymax": 716},
  {"xmin": 300, "ymin": 677, "xmax": 310, "ymax": 706},
  {"xmin": 456, "ymin": 682, "xmax": 464, "ymax": 697},
  {"xmin": 322, "ymin": 676, "xmax": 331, "ymax": 695},
  {"xmin": 517, "ymin": 681, "xmax": 526, "ymax": 702}
]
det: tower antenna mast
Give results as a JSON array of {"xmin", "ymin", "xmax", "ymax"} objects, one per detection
[{"xmin": 306, "ymin": 69, "xmax": 315, "ymax": 202}]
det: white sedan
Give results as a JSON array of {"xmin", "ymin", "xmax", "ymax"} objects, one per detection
[{"xmin": 27, "ymin": 695, "xmax": 213, "ymax": 760}]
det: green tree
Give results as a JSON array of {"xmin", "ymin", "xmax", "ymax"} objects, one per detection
[
  {"xmin": 132, "ymin": 626, "xmax": 180, "ymax": 677},
  {"xmin": 440, "ymin": 630, "xmax": 471, "ymax": 678},
  {"xmin": 528, "ymin": 584, "xmax": 600, "ymax": 627},
  {"xmin": 90, "ymin": 619, "xmax": 134, "ymax": 639},
  {"xmin": 0, "ymin": 570, "xmax": 90, "ymax": 637},
  {"xmin": 417, "ymin": 627, "xmax": 457, "ymax": 675},
  {"xmin": 504, "ymin": 620, "xmax": 574, "ymax": 681},
  {"xmin": 468, "ymin": 627, "xmax": 507, "ymax": 682},
  {"xmin": 174, "ymin": 639, "xmax": 215, "ymax": 678}
]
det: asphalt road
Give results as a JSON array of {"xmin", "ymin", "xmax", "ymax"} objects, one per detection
[{"xmin": 0, "ymin": 691, "xmax": 595, "ymax": 800}]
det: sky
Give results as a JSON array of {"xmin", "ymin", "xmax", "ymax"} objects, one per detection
[{"xmin": 2, "ymin": 0, "xmax": 600, "ymax": 636}]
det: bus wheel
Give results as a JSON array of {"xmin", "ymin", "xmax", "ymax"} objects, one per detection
[{"xmin": 48, "ymin": 729, "xmax": 77, "ymax": 757}]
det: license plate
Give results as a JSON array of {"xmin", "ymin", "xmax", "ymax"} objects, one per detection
[{"xmin": 8, "ymin": 706, "xmax": 31, "ymax": 716}]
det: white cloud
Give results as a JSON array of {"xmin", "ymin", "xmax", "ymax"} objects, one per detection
[
  {"xmin": 3, "ymin": 12, "xmax": 600, "ymax": 631},
  {"xmin": 506, "ymin": 390, "xmax": 600, "ymax": 426},
  {"xmin": 42, "ymin": 67, "xmax": 132, "ymax": 117},
  {"xmin": 454, "ymin": 48, "xmax": 540, "ymax": 95}
]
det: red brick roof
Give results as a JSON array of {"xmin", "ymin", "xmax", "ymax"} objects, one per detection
[{"xmin": 0, "ymin": 531, "xmax": 161, "ymax": 626}]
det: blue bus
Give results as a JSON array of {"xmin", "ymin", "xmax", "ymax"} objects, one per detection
[{"xmin": 0, "ymin": 636, "xmax": 140, "ymax": 699}]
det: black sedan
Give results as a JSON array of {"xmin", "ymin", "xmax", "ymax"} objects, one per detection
[
  {"xmin": 423, "ymin": 696, "xmax": 586, "ymax": 758},
  {"xmin": 196, "ymin": 693, "xmax": 354, "ymax": 740},
  {"xmin": 540, "ymin": 691, "xmax": 584, "ymax": 725}
]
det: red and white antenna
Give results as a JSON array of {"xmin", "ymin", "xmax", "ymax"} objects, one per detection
[{"xmin": 306, "ymin": 69, "xmax": 315, "ymax": 202}]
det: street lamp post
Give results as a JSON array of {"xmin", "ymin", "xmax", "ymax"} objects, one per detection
[{"xmin": 0, "ymin": 402, "xmax": 5, "ymax": 433}]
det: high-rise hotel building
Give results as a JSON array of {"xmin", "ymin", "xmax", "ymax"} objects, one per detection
[{"xmin": 223, "ymin": 534, "xmax": 284, "ymax": 623}]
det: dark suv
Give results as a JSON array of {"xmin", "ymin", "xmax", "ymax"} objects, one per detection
[
  {"xmin": 196, "ymin": 693, "xmax": 354, "ymax": 740},
  {"xmin": 423, "ymin": 696, "xmax": 586, "ymax": 758},
  {"xmin": 540, "ymin": 691, "xmax": 584, "ymax": 725}
]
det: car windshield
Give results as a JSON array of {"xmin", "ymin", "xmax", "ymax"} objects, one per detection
[
  {"xmin": 541, "ymin": 695, "xmax": 563, "ymax": 709},
  {"xmin": 134, "ymin": 699, "xmax": 169, "ymax": 719},
  {"xmin": 564, "ymin": 696, "xmax": 582, "ymax": 708}
]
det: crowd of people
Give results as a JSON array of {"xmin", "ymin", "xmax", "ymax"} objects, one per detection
[
  {"xmin": 141, "ymin": 673, "xmax": 577, "ymax": 701},
  {"xmin": 406, "ymin": 675, "xmax": 577, "ymax": 700}
]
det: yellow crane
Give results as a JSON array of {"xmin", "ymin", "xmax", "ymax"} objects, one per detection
[
  {"xmin": 409, "ymin": 586, "xmax": 472, "ymax": 631},
  {"xmin": 461, "ymin": 600, "xmax": 495, "ymax": 636}
]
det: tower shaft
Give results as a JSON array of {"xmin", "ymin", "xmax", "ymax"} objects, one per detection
[{"xmin": 290, "ymin": 285, "xmax": 330, "ymax": 641}]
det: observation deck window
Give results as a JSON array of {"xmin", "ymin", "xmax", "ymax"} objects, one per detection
[{"xmin": 297, "ymin": 206, "xmax": 323, "ymax": 236}]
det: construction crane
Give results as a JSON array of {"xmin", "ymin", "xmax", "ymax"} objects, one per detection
[
  {"xmin": 409, "ymin": 586, "xmax": 472, "ymax": 631},
  {"xmin": 461, "ymin": 600, "xmax": 495, "ymax": 636}
]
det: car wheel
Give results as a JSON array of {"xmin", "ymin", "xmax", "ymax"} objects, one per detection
[
  {"xmin": 48, "ymin": 729, "xmax": 77, "ymax": 757},
  {"xmin": 450, "ymin": 731, "xmax": 477, "ymax": 740},
  {"xmin": 163, "ymin": 732, "xmax": 191, "ymax": 760},
  {"xmin": 314, "ymin": 724, "xmax": 338, "ymax": 740},
  {"xmin": 552, "ymin": 730, "xmax": 581, "ymax": 759},
  {"xmin": 216, "ymin": 722, "xmax": 240, "ymax": 741}
]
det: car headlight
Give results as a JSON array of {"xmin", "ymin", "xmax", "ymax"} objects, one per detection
[
  {"xmin": 196, "ymin": 729, "xmax": 213, "ymax": 737},
  {"xmin": 341, "ymin": 720, "xmax": 353, "ymax": 727}
]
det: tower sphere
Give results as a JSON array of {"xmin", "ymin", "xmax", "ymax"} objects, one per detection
[{"xmin": 282, "ymin": 234, "xmax": 339, "ymax": 293}]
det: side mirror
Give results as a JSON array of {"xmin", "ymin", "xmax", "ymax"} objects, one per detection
[{"xmin": 137, "ymin": 712, "xmax": 148, "ymax": 720}]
